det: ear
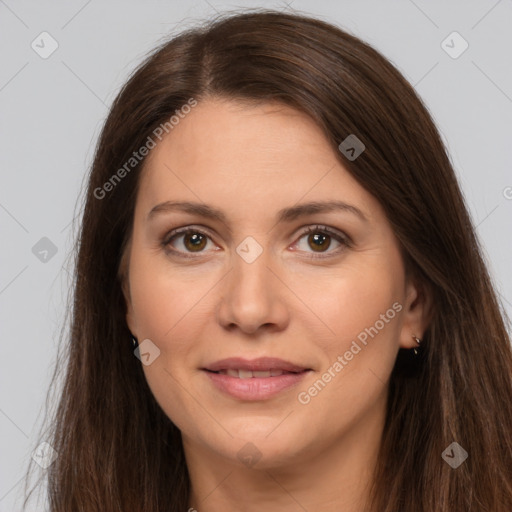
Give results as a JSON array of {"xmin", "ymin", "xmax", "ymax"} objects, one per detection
[{"xmin": 399, "ymin": 274, "xmax": 434, "ymax": 349}]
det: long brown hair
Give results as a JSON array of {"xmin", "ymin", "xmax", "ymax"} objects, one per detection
[{"xmin": 23, "ymin": 9, "xmax": 512, "ymax": 511}]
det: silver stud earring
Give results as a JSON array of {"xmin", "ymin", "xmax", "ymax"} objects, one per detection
[
  {"xmin": 412, "ymin": 334, "xmax": 422, "ymax": 356},
  {"xmin": 131, "ymin": 334, "xmax": 138, "ymax": 348}
]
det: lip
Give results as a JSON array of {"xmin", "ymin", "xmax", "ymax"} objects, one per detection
[
  {"xmin": 203, "ymin": 357, "xmax": 310, "ymax": 373},
  {"xmin": 201, "ymin": 357, "xmax": 312, "ymax": 401}
]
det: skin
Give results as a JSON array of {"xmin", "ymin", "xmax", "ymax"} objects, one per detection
[{"xmin": 123, "ymin": 97, "xmax": 432, "ymax": 512}]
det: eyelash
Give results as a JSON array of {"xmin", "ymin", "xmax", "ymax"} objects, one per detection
[{"xmin": 162, "ymin": 225, "xmax": 351, "ymax": 260}]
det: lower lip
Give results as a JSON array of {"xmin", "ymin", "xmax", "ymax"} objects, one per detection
[{"xmin": 202, "ymin": 370, "xmax": 310, "ymax": 400}]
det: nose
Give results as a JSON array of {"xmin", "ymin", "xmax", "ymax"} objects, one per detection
[{"xmin": 215, "ymin": 247, "xmax": 290, "ymax": 335}]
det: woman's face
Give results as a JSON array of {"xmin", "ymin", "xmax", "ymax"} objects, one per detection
[{"xmin": 123, "ymin": 98, "xmax": 428, "ymax": 469}]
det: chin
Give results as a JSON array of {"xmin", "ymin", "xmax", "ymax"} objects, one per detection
[{"xmin": 199, "ymin": 422, "xmax": 314, "ymax": 469}]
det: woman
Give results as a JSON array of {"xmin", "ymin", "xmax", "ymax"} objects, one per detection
[{"xmin": 24, "ymin": 9, "xmax": 512, "ymax": 512}]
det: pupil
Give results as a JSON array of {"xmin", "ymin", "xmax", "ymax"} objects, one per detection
[
  {"xmin": 186, "ymin": 233, "xmax": 206, "ymax": 251},
  {"xmin": 309, "ymin": 233, "xmax": 330, "ymax": 252}
]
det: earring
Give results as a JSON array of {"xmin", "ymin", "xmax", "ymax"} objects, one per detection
[
  {"xmin": 412, "ymin": 334, "xmax": 421, "ymax": 356},
  {"xmin": 131, "ymin": 334, "xmax": 139, "ymax": 348}
]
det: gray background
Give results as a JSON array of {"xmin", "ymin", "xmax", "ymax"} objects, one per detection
[{"xmin": 1, "ymin": 0, "xmax": 511, "ymax": 509}]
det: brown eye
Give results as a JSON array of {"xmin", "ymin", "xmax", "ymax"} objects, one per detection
[
  {"xmin": 164, "ymin": 228, "xmax": 215, "ymax": 256},
  {"xmin": 307, "ymin": 232, "xmax": 332, "ymax": 252},
  {"xmin": 182, "ymin": 232, "xmax": 207, "ymax": 252},
  {"xmin": 294, "ymin": 225, "xmax": 349, "ymax": 258}
]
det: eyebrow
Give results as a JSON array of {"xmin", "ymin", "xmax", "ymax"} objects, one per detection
[{"xmin": 147, "ymin": 200, "xmax": 369, "ymax": 225}]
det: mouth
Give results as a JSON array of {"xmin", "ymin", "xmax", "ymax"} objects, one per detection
[
  {"xmin": 202, "ymin": 356, "xmax": 311, "ymax": 374},
  {"xmin": 201, "ymin": 357, "xmax": 312, "ymax": 400},
  {"xmin": 203, "ymin": 368, "xmax": 306, "ymax": 378}
]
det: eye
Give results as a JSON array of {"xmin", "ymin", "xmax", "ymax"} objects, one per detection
[
  {"xmin": 292, "ymin": 225, "xmax": 350, "ymax": 259},
  {"xmin": 163, "ymin": 227, "xmax": 218, "ymax": 258},
  {"xmin": 162, "ymin": 224, "xmax": 351, "ymax": 259}
]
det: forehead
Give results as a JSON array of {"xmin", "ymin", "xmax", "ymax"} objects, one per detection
[
  {"xmin": 144, "ymin": 98, "xmax": 333, "ymax": 174},
  {"xmin": 137, "ymin": 98, "xmax": 377, "ymax": 224}
]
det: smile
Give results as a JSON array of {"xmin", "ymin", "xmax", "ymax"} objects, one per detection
[
  {"xmin": 208, "ymin": 368, "xmax": 298, "ymax": 378},
  {"xmin": 202, "ymin": 368, "xmax": 311, "ymax": 400}
]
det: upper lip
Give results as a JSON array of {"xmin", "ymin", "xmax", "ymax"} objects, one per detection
[{"xmin": 203, "ymin": 357, "xmax": 311, "ymax": 373}]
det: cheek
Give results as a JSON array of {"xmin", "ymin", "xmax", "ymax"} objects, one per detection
[
  {"xmin": 129, "ymin": 244, "xmax": 212, "ymax": 340},
  {"xmin": 127, "ymin": 250, "xmax": 221, "ymax": 416},
  {"xmin": 292, "ymin": 259, "xmax": 403, "ymax": 410},
  {"xmin": 294, "ymin": 259, "xmax": 403, "ymax": 351},
  {"xmin": 128, "ymin": 257, "xmax": 209, "ymax": 432}
]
